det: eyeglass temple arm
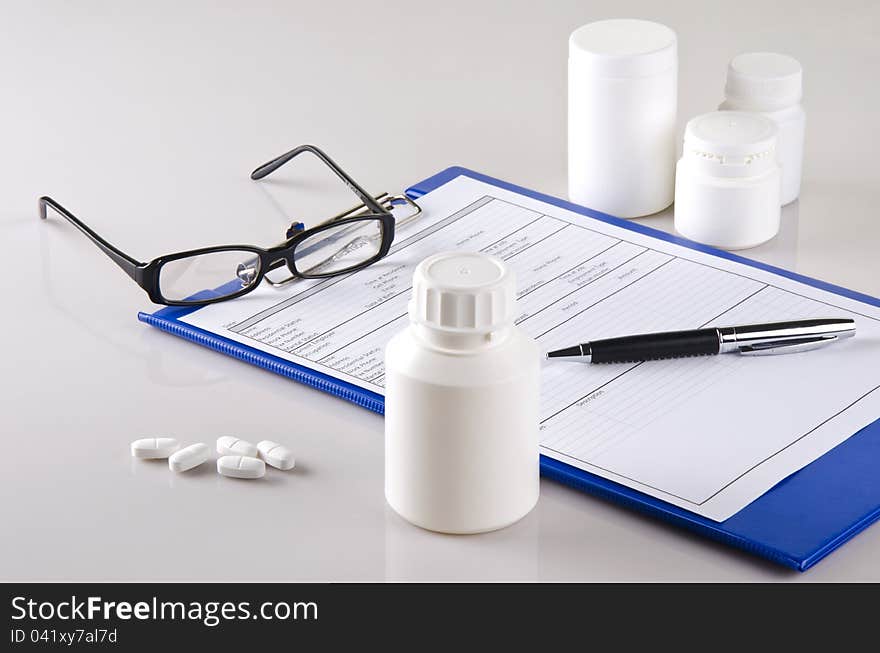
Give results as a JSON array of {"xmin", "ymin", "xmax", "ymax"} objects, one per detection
[
  {"xmin": 39, "ymin": 196, "xmax": 145, "ymax": 283},
  {"xmin": 249, "ymin": 144, "xmax": 389, "ymax": 217}
]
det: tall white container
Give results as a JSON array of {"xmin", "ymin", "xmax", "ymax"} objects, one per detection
[
  {"xmin": 384, "ymin": 252, "xmax": 540, "ymax": 534},
  {"xmin": 719, "ymin": 52, "xmax": 805, "ymax": 206},
  {"xmin": 568, "ymin": 19, "xmax": 678, "ymax": 218}
]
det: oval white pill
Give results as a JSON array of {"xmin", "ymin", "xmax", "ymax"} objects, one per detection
[
  {"xmin": 216, "ymin": 436, "xmax": 258, "ymax": 458},
  {"xmin": 168, "ymin": 443, "xmax": 210, "ymax": 472},
  {"xmin": 257, "ymin": 440, "xmax": 296, "ymax": 470},
  {"xmin": 217, "ymin": 455, "xmax": 265, "ymax": 479},
  {"xmin": 131, "ymin": 437, "xmax": 179, "ymax": 459}
]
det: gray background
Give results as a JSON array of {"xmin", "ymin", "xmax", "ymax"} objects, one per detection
[{"xmin": 1, "ymin": 0, "xmax": 878, "ymax": 581}]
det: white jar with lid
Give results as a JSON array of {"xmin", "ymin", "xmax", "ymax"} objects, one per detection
[
  {"xmin": 568, "ymin": 19, "xmax": 677, "ymax": 218},
  {"xmin": 719, "ymin": 52, "xmax": 805, "ymax": 205},
  {"xmin": 674, "ymin": 111, "xmax": 781, "ymax": 250},
  {"xmin": 384, "ymin": 252, "xmax": 540, "ymax": 534}
]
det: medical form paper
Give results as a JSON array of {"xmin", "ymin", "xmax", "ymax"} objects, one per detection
[{"xmin": 182, "ymin": 175, "xmax": 880, "ymax": 521}]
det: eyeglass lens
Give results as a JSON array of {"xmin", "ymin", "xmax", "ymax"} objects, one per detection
[
  {"xmin": 158, "ymin": 249, "xmax": 262, "ymax": 302},
  {"xmin": 292, "ymin": 218, "xmax": 385, "ymax": 277}
]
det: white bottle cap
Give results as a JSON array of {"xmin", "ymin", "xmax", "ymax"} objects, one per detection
[
  {"xmin": 409, "ymin": 252, "xmax": 515, "ymax": 334},
  {"xmin": 683, "ymin": 111, "xmax": 778, "ymax": 177},
  {"xmin": 724, "ymin": 52, "xmax": 803, "ymax": 110},
  {"xmin": 569, "ymin": 19, "xmax": 676, "ymax": 77}
]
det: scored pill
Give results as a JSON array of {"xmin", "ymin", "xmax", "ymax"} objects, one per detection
[
  {"xmin": 216, "ymin": 436, "xmax": 258, "ymax": 458},
  {"xmin": 217, "ymin": 455, "xmax": 265, "ymax": 479},
  {"xmin": 256, "ymin": 440, "xmax": 296, "ymax": 470},
  {"xmin": 131, "ymin": 437, "xmax": 180, "ymax": 459},
  {"xmin": 168, "ymin": 443, "xmax": 210, "ymax": 473}
]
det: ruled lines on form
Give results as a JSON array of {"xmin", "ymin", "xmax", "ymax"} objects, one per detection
[{"xmin": 222, "ymin": 195, "xmax": 768, "ymax": 392}]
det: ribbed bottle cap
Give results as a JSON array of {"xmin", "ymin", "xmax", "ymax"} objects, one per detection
[
  {"xmin": 569, "ymin": 19, "xmax": 677, "ymax": 78},
  {"xmin": 409, "ymin": 252, "xmax": 515, "ymax": 334},
  {"xmin": 683, "ymin": 111, "xmax": 778, "ymax": 178},
  {"xmin": 724, "ymin": 52, "xmax": 803, "ymax": 110}
]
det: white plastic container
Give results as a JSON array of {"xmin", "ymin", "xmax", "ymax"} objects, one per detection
[
  {"xmin": 568, "ymin": 19, "xmax": 677, "ymax": 218},
  {"xmin": 719, "ymin": 52, "xmax": 805, "ymax": 205},
  {"xmin": 674, "ymin": 111, "xmax": 781, "ymax": 250},
  {"xmin": 384, "ymin": 252, "xmax": 540, "ymax": 534}
]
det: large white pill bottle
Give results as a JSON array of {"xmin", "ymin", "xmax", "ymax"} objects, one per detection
[
  {"xmin": 384, "ymin": 252, "xmax": 540, "ymax": 534},
  {"xmin": 568, "ymin": 19, "xmax": 678, "ymax": 218}
]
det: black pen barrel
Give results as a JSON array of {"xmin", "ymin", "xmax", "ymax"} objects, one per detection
[{"xmin": 589, "ymin": 328, "xmax": 720, "ymax": 363}]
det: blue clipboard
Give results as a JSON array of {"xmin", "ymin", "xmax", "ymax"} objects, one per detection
[{"xmin": 139, "ymin": 166, "xmax": 880, "ymax": 571}]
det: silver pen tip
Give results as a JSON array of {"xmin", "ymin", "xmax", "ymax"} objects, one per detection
[
  {"xmin": 545, "ymin": 345, "xmax": 590, "ymax": 362},
  {"xmin": 546, "ymin": 345, "xmax": 582, "ymax": 359}
]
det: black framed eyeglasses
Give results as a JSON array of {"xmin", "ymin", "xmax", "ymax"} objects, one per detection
[{"xmin": 39, "ymin": 144, "xmax": 421, "ymax": 306}]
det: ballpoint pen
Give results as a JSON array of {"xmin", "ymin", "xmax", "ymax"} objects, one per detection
[{"xmin": 545, "ymin": 318, "xmax": 856, "ymax": 364}]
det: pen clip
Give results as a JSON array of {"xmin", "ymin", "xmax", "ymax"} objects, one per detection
[{"xmin": 738, "ymin": 335, "xmax": 841, "ymax": 356}]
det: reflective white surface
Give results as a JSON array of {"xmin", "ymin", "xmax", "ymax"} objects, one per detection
[{"xmin": 2, "ymin": 0, "xmax": 879, "ymax": 581}]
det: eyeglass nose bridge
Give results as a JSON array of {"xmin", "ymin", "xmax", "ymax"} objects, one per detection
[{"xmin": 263, "ymin": 256, "xmax": 297, "ymax": 288}]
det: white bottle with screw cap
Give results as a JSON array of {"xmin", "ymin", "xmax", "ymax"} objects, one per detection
[
  {"xmin": 568, "ymin": 19, "xmax": 678, "ymax": 218},
  {"xmin": 674, "ymin": 111, "xmax": 781, "ymax": 250},
  {"xmin": 719, "ymin": 52, "xmax": 805, "ymax": 205},
  {"xmin": 384, "ymin": 251, "xmax": 540, "ymax": 534}
]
